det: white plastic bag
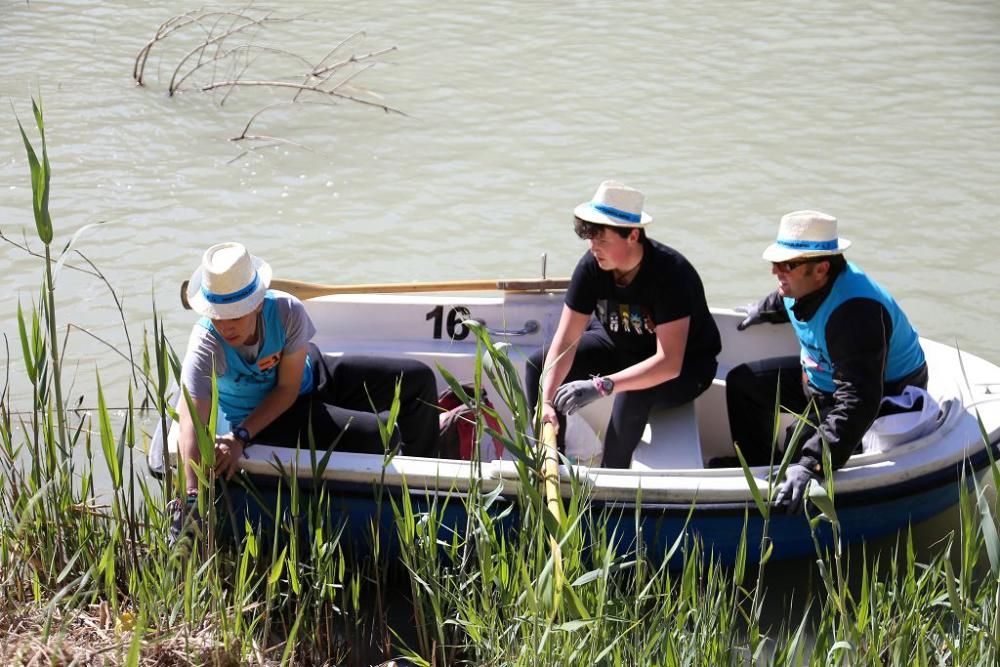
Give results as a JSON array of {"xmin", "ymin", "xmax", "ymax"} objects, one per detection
[{"xmin": 862, "ymin": 386, "xmax": 943, "ymax": 453}]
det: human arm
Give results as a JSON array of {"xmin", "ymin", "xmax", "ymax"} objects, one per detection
[
  {"xmin": 795, "ymin": 298, "xmax": 891, "ymax": 474},
  {"xmin": 553, "ymin": 316, "xmax": 691, "ymax": 414},
  {"xmin": 213, "ymin": 346, "xmax": 308, "ymax": 478},
  {"xmin": 234, "ymin": 347, "xmax": 307, "ymax": 439},
  {"xmin": 737, "ymin": 291, "xmax": 790, "ymax": 330},
  {"xmin": 539, "ymin": 305, "xmax": 592, "ymax": 427},
  {"xmin": 607, "ymin": 316, "xmax": 690, "ymax": 392},
  {"xmin": 174, "ymin": 339, "xmax": 305, "ymax": 483},
  {"xmin": 224, "ymin": 293, "xmax": 315, "ymax": 445}
]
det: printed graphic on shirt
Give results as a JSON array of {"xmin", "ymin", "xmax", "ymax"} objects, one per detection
[
  {"xmin": 630, "ymin": 310, "xmax": 643, "ymax": 334},
  {"xmin": 596, "ymin": 300, "xmax": 654, "ymax": 337},
  {"xmin": 231, "ymin": 369, "xmax": 275, "ymax": 387},
  {"xmin": 800, "ymin": 344, "xmax": 830, "ymax": 374},
  {"xmin": 619, "ymin": 304, "xmax": 631, "ymax": 333},
  {"xmin": 222, "ymin": 351, "xmax": 283, "ymax": 389},
  {"xmin": 257, "ymin": 351, "xmax": 282, "ymax": 372}
]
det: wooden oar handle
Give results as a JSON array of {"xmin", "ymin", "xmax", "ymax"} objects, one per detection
[
  {"xmin": 180, "ymin": 276, "xmax": 570, "ymax": 309},
  {"xmin": 540, "ymin": 421, "xmax": 564, "ymax": 591},
  {"xmin": 541, "ymin": 422, "xmax": 561, "ymax": 522}
]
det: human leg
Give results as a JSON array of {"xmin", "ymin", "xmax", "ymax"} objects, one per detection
[
  {"xmin": 601, "ymin": 361, "xmax": 717, "ymax": 468},
  {"xmin": 254, "ymin": 392, "xmax": 401, "ymax": 454},
  {"xmin": 315, "ymin": 353, "xmax": 439, "ymax": 456},
  {"xmin": 725, "ymin": 356, "xmax": 807, "ymax": 465}
]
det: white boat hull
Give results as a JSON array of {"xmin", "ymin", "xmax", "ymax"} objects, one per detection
[{"xmin": 149, "ymin": 289, "xmax": 1000, "ymax": 562}]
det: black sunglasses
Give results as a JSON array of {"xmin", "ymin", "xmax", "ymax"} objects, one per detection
[{"xmin": 771, "ymin": 257, "xmax": 828, "ymax": 273}]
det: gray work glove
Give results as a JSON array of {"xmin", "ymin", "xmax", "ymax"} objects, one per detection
[
  {"xmin": 735, "ymin": 302, "xmax": 764, "ymax": 331},
  {"xmin": 553, "ymin": 379, "xmax": 602, "ymax": 415},
  {"xmin": 772, "ymin": 463, "xmax": 818, "ymax": 514}
]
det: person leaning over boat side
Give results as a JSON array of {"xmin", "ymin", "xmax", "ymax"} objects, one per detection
[
  {"xmin": 728, "ymin": 211, "xmax": 928, "ymax": 513},
  {"xmin": 174, "ymin": 243, "xmax": 439, "ymax": 506},
  {"xmin": 525, "ymin": 181, "xmax": 721, "ymax": 468}
]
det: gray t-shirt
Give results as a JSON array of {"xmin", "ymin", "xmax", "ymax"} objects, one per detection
[{"xmin": 180, "ymin": 293, "xmax": 317, "ymax": 400}]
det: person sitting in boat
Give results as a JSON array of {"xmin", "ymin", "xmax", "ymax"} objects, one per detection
[
  {"xmin": 728, "ymin": 211, "xmax": 928, "ymax": 513},
  {"xmin": 525, "ymin": 181, "xmax": 721, "ymax": 468},
  {"xmin": 176, "ymin": 242, "xmax": 440, "ymax": 499}
]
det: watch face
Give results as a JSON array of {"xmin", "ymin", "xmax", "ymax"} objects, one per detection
[
  {"xmin": 235, "ymin": 427, "xmax": 250, "ymax": 442},
  {"xmin": 602, "ymin": 377, "xmax": 614, "ymax": 393}
]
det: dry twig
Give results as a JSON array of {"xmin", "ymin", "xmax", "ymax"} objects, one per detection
[{"xmin": 132, "ymin": 7, "xmax": 401, "ymax": 154}]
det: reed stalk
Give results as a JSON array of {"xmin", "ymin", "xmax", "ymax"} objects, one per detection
[{"xmin": 2, "ymin": 102, "xmax": 1000, "ymax": 665}]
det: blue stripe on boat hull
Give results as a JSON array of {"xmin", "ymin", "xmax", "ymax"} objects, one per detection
[{"xmin": 223, "ymin": 438, "xmax": 998, "ymax": 566}]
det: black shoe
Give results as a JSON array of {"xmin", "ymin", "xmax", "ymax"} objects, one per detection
[{"xmin": 167, "ymin": 493, "xmax": 203, "ymax": 548}]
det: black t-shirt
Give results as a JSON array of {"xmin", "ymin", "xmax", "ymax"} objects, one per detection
[{"xmin": 565, "ymin": 237, "xmax": 721, "ymax": 367}]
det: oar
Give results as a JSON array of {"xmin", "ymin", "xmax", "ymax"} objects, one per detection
[
  {"xmin": 180, "ymin": 276, "xmax": 570, "ymax": 309},
  {"xmin": 541, "ymin": 422, "xmax": 564, "ymax": 601},
  {"xmin": 541, "ymin": 422, "xmax": 562, "ymax": 525}
]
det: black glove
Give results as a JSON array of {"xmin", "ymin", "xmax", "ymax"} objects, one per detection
[
  {"xmin": 772, "ymin": 463, "xmax": 818, "ymax": 514},
  {"xmin": 553, "ymin": 379, "xmax": 603, "ymax": 415},
  {"xmin": 735, "ymin": 302, "xmax": 763, "ymax": 331}
]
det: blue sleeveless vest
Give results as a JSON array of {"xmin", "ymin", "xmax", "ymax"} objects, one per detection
[
  {"xmin": 784, "ymin": 262, "xmax": 924, "ymax": 393},
  {"xmin": 198, "ymin": 292, "xmax": 314, "ymax": 428}
]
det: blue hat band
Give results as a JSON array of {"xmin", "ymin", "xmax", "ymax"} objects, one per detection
[
  {"xmin": 201, "ymin": 272, "xmax": 260, "ymax": 305},
  {"xmin": 591, "ymin": 202, "xmax": 643, "ymax": 224},
  {"xmin": 776, "ymin": 238, "xmax": 838, "ymax": 251}
]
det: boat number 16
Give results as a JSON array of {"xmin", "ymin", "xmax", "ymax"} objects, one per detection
[{"xmin": 425, "ymin": 305, "xmax": 472, "ymax": 340}]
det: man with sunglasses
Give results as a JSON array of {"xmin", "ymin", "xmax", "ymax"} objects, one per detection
[{"xmin": 726, "ymin": 211, "xmax": 927, "ymax": 513}]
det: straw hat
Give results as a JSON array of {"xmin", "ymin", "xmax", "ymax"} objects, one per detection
[
  {"xmin": 574, "ymin": 180, "xmax": 653, "ymax": 227},
  {"xmin": 762, "ymin": 210, "xmax": 852, "ymax": 262},
  {"xmin": 186, "ymin": 242, "xmax": 272, "ymax": 319}
]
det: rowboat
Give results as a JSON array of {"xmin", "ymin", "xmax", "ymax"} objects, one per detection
[{"xmin": 149, "ymin": 278, "xmax": 1000, "ymax": 564}]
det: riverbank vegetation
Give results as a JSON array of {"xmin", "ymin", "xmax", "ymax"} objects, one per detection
[{"xmin": 3, "ymin": 101, "xmax": 1000, "ymax": 666}]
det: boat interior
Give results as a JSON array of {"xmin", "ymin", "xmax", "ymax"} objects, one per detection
[
  {"xmin": 152, "ymin": 291, "xmax": 998, "ymax": 501},
  {"xmin": 300, "ymin": 294, "xmax": 984, "ymax": 474}
]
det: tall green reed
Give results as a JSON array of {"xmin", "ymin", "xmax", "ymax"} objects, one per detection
[
  {"xmin": 15, "ymin": 96, "xmax": 68, "ymax": 452},
  {"xmin": 3, "ymin": 99, "xmax": 1000, "ymax": 665}
]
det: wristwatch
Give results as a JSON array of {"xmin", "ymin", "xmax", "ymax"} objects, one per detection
[
  {"xmin": 596, "ymin": 376, "xmax": 615, "ymax": 396},
  {"xmin": 232, "ymin": 426, "xmax": 251, "ymax": 446}
]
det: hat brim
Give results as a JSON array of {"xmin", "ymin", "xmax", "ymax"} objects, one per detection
[
  {"xmin": 574, "ymin": 202, "xmax": 652, "ymax": 228},
  {"xmin": 761, "ymin": 238, "xmax": 851, "ymax": 262},
  {"xmin": 186, "ymin": 256, "xmax": 272, "ymax": 319}
]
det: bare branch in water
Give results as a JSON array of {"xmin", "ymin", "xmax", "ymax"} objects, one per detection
[
  {"xmin": 313, "ymin": 46, "xmax": 397, "ymax": 79},
  {"xmin": 167, "ymin": 11, "xmax": 281, "ymax": 96},
  {"xmin": 202, "ymin": 79, "xmax": 406, "ymax": 115},
  {"xmin": 133, "ymin": 7, "xmax": 401, "ymax": 153},
  {"xmin": 316, "ymin": 29, "xmax": 367, "ymax": 68},
  {"xmin": 182, "ymin": 45, "xmax": 317, "ymax": 105},
  {"xmin": 133, "ymin": 9, "xmax": 294, "ymax": 86}
]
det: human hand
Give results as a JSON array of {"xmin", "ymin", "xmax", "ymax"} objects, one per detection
[
  {"xmin": 553, "ymin": 379, "xmax": 602, "ymax": 415},
  {"xmin": 772, "ymin": 463, "xmax": 818, "ymax": 514},
  {"xmin": 735, "ymin": 302, "xmax": 763, "ymax": 331},
  {"xmin": 540, "ymin": 401, "xmax": 560, "ymax": 433},
  {"xmin": 213, "ymin": 433, "xmax": 245, "ymax": 479}
]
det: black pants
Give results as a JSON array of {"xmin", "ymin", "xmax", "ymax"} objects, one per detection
[
  {"xmin": 255, "ymin": 345, "xmax": 439, "ymax": 457},
  {"xmin": 725, "ymin": 356, "xmax": 929, "ymax": 466},
  {"xmin": 724, "ymin": 356, "xmax": 812, "ymax": 465},
  {"xmin": 526, "ymin": 320, "xmax": 716, "ymax": 469}
]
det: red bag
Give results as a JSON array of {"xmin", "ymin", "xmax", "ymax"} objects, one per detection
[{"xmin": 437, "ymin": 385, "xmax": 504, "ymax": 460}]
